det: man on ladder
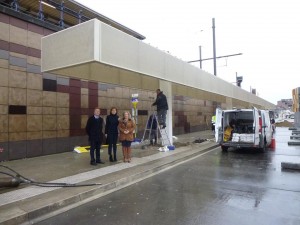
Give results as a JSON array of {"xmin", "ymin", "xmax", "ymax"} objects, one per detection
[
  {"xmin": 147, "ymin": 113, "xmax": 158, "ymax": 145},
  {"xmin": 142, "ymin": 109, "xmax": 171, "ymax": 148},
  {"xmin": 152, "ymin": 89, "xmax": 168, "ymax": 129}
]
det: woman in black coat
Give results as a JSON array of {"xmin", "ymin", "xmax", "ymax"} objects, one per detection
[{"xmin": 105, "ymin": 107, "xmax": 119, "ymax": 162}]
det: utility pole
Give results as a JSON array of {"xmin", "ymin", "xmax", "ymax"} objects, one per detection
[
  {"xmin": 212, "ymin": 18, "xmax": 217, "ymax": 76},
  {"xmin": 199, "ymin": 46, "xmax": 202, "ymax": 69},
  {"xmin": 188, "ymin": 18, "xmax": 242, "ymax": 73}
]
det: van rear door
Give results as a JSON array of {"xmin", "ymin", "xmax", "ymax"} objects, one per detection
[
  {"xmin": 253, "ymin": 107, "xmax": 260, "ymax": 145},
  {"xmin": 261, "ymin": 110, "xmax": 272, "ymax": 146},
  {"xmin": 215, "ymin": 108, "xmax": 223, "ymax": 143}
]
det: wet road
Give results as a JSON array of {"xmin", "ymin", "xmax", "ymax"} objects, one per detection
[{"xmin": 38, "ymin": 127, "xmax": 300, "ymax": 225}]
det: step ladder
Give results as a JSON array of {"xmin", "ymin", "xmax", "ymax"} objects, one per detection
[{"xmin": 141, "ymin": 110, "xmax": 171, "ymax": 146}]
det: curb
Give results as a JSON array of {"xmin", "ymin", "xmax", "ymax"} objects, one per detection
[{"xmin": 0, "ymin": 143, "xmax": 219, "ymax": 225}]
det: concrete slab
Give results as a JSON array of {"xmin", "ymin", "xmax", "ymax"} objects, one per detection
[
  {"xmin": 281, "ymin": 162, "xmax": 300, "ymax": 170},
  {"xmin": 288, "ymin": 127, "xmax": 298, "ymax": 130},
  {"xmin": 288, "ymin": 141, "xmax": 300, "ymax": 145},
  {"xmin": 290, "ymin": 135, "xmax": 300, "ymax": 139},
  {"xmin": 291, "ymin": 130, "xmax": 300, "ymax": 135}
]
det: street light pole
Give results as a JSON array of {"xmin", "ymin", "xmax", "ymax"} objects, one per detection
[
  {"xmin": 236, "ymin": 72, "xmax": 243, "ymax": 87},
  {"xmin": 212, "ymin": 18, "xmax": 217, "ymax": 76}
]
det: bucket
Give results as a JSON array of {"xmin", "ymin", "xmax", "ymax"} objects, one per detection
[
  {"xmin": 133, "ymin": 138, "xmax": 141, "ymax": 143},
  {"xmin": 270, "ymin": 138, "xmax": 276, "ymax": 150},
  {"xmin": 167, "ymin": 145, "xmax": 175, "ymax": 150}
]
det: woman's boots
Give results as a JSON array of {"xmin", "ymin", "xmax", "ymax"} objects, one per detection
[
  {"xmin": 122, "ymin": 147, "xmax": 131, "ymax": 163},
  {"xmin": 127, "ymin": 147, "xmax": 131, "ymax": 163},
  {"xmin": 109, "ymin": 144, "xmax": 117, "ymax": 162},
  {"xmin": 122, "ymin": 147, "xmax": 126, "ymax": 162}
]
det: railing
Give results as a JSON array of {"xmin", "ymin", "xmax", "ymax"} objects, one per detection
[{"xmin": 0, "ymin": 0, "xmax": 90, "ymax": 29}]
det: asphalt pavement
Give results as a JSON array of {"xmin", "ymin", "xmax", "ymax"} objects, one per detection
[{"xmin": 36, "ymin": 127, "xmax": 300, "ymax": 225}]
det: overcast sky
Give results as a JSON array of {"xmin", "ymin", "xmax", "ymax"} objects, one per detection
[{"xmin": 76, "ymin": 0, "xmax": 299, "ymax": 104}]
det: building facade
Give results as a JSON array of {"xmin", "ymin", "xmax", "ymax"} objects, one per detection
[
  {"xmin": 0, "ymin": 1, "xmax": 275, "ymax": 161},
  {"xmin": 277, "ymin": 99, "xmax": 293, "ymax": 110},
  {"xmin": 292, "ymin": 88, "xmax": 300, "ymax": 112}
]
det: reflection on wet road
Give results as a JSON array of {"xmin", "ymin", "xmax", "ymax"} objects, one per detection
[{"xmin": 38, "ymin": 127, "xmax": 300, "ymax": 225}]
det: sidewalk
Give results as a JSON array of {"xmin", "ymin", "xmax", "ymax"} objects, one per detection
[{"xmin": 0, "ymin": 130, "xmax": 217, "ymax": 225}]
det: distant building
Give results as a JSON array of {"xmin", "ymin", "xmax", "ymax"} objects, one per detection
[
  {"xmin": 277, "ymin": 99, "xmax": 293, "ymax": 110},
  {"xmin": 292, "ymin": 87, "xmax": 300, "ymax": 112}
]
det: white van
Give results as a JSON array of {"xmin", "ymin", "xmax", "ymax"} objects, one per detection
[{"xmin": 215, "ymin": 107, "xmax": 272, "ymax": 151}]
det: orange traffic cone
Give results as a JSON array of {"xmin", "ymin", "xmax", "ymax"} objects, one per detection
[{"xmin": 270, "ymin": 138, "xmax": 276, "ymax": 150}]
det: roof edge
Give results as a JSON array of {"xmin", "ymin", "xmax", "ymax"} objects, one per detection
[{"xmin": 69, "ymin": 0, "xmax": 146, "ymax": 40}]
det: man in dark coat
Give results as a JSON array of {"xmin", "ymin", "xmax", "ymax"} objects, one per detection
[
  {"xmin": 152, "ymin": 89, "xmax": 168, "ymax": 128},
  {"xmin": 85, "ymin": 107, "xmax": 105, "ymax": 165}
]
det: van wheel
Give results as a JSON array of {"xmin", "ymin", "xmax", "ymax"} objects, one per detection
[
  {"xmin": 221, "ymin": 146, "xmax": 229, "ymax": 152},
  {"xmin": 259, "ymin": 146, "xmax": 266, "ymax": 153}
]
